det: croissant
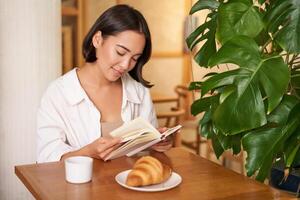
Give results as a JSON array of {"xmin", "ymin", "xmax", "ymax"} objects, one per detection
[{"xmin": 126, "ymin": 156, "xmax": 172, "ymax": 187}]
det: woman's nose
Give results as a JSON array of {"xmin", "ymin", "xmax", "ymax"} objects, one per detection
[{"xmin": 120, "ymin": 57, "xmax": 134, "ymax": 71}]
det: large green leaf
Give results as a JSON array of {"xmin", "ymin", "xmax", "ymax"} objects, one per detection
[
  {"xmin": 207, "ymin": 36, "xmax": 289, "ymax": 135},
  {"xmin": 283, "ymin": 126, "xmax": 300, "ymax": 168},
  {"xmin": 186, "ymin": 20, "xmax": 212, "ymax": 50},
  {"xmin": 211, "ymin": 132, "xmax": 225, "ymax": 159},
  {"xmin": 291, "ymin": 68, "xmax": 300, "ymax": 99},
  {"xmin": 242, "ymin": 119, "xmax": 299, "ymax": 180},
  {"xmin": 216, "ymin": 1, "xmax": 264, "ymax": 44},
  {"xmin": 201, "ymin": 69, "xmax": 241, "ymax": 96},
  {"xmin": 189, "ymin": 0, "xmax": 220, "ymax": 14},
  {"xmin": 188, "ymin": 81, "xmax": 202, "ymax": 90},
  {"xmin": 263, "ymin": 0, "xmax": 292, "ymax": 33},
  {"xmin": 267, "ymin": 95, "xmax": 299, "ymax": 125},
  {"xmin": 211, "ymin": 126, "xmax": 242, "ymax": 159},
  {"xmin": 193, "ymin": 13, "xmax": 217, "ymax": 67},
  {"xmin": 275, "ymin": 0, "xmax": 300, "ymax": 53},
  {"xmin": 242, "ymin": 103, "xmax": 300, "ymax": 181},
  {"xmin": 191, "ymin": 95, "xmax": 218, "ymax": 116}
]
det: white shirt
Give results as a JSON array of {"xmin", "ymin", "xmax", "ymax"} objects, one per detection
[{"xmin": 37, "ymin": 68, "xmax": 158, "ymax": 163}]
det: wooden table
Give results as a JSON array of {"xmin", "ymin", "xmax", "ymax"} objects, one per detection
[{"xmin": 15, "ymin": 148, "xmax": 295, "ymax": 200}]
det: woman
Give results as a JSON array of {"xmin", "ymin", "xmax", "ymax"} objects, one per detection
[{"xmin": 37, "ymin": 4, "xmax": 172, "ymax": 163}]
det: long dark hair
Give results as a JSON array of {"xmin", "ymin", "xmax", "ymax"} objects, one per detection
[{"xmin": 82, "ymin": 4, "xmax": 152, "ymax": 88}]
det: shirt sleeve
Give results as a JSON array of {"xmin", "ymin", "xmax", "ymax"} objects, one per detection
[
  {"xmin": 36, "ymin": 85, "xmax": 76, "ymax": 163},
  {"xmin": 140, "ymin": 88, "xmax": 159, "ymax": 128}
]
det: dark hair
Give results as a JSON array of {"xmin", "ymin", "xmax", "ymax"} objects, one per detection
[{"xmin": 82, "ymin": 4, "xmax": 152, "ymax": 88}]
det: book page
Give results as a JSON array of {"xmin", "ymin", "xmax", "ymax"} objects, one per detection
[{"xmin": 109, "ymin": 117, "xmax": 160, "ymax": 140}]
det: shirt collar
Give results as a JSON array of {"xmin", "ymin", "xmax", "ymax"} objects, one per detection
[
  {"xmin": 62, "ymin": 68, "xmax": 142, "ymax": 106},
  {"xmin": 62, "ymin": 68, "xmax": 86, "ymax": 106},
  {"xmin": 121, "ymin": 73, "xmax": 142, "ymax": 107}
]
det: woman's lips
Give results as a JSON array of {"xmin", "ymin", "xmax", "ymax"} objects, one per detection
[{"xmin": 112, "ymin": 68, "xmax": 124, "ymax": 77}]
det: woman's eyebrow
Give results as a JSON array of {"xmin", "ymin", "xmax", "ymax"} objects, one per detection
[
  {"xmin": 116, "ymin": 44, "xmax": 131, "ymax": 52},
  {"xmin": 116, "ymin": 44, "xmax": 142, "ymax": 55}
]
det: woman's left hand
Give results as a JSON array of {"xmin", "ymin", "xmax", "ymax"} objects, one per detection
[{"xmin": 151, "ymin": 127, "xmax": 173, "ymax": 152}]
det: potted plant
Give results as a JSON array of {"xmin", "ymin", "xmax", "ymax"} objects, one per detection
[{"xmin": 186, "ymin": 0, "xmax": 300, "ymax": 188}]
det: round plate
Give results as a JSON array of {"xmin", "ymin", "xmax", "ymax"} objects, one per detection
[{"xmin": 115, "ymin": 170, "xmax": 182, "ymax": 192}]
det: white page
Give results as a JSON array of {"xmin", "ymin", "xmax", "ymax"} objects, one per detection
[{"xmin": 110, "ymin": 117, "xmax": 160, "ymax": 139}]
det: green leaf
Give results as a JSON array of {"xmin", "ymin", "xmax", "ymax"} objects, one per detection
[
  {"xmin": 258, "ymin": 0, "xmax": 267, "ymax": 5},
  {"xmin": 215, "ymin": 130, "xmax": 242, "ymax": 155},
  {"xmin": 284, "ymin": 130, "xmax": 300, "ymax": 168},
  {"xmin": 191, "ymin": 95, "xmax": 218, "ymax": 116},
  {"xmin": 190, "ymin": 0, "xmax": 220, "ymax": 14},
  {"xmin": 264, "ymin": 0, "xmax": 292, "ymax": 33},
  {"xmin": 283, "ymin": 107, "xmax": 300, "ymax": 168},
  {"xmin": 216, "ymin": 1, "xmax": 264, "ymax": 44},
  {"xmin": 208, "ymin": 36, "xmax": 289, "ymax": 134},
  {"xmin": 219, "ymin": 85, "xmax": 236, "ymax": 104},
  {"xmin": 188, "ymin": 81, "xmax": 202, "ymax": 90},
  {"xmin": 211, "ymin": 131, "xmax": 225, "ymax": 158},
  {"xmin": 267, "ymin": 95, "xmax": 299, "ymax": 125},
  {"xmin": 242, "ymin": 104, "xmax": 300, "ymax": 181},
  {"xmin": 213, "ymin": 80, "xmax": 266, "ymax": 135},
  {"xmin": 201, "ymin": 69, "xmax": 240, "ymax": 96},
  {"xmin": 291, "ymin": 69, "xmax": 300, "ymax": 99},
  {"xmin": 194, "ymin": 34, "xmax": 217, "ymax": 67},
  {"xmin": 277, "ymin": 0, "xmax": 300, "ymax": 53},
  {"xmin": 193, "ymin": 13, "xmax": 217, "ymax": 67},
  {"xmin": 200, "ymin": 111, "xmax": 214, "ymax": 138},
  {"xmin": 186, "ymin": 22, "xmax": 211, "ymax": 50},
  {"xmin": 243, "ymin": 122, "xmax": 298, "ymax": 181},
  {"xmin": 291, "ymin": 148, "xmax": 300, "ymax": 167}
]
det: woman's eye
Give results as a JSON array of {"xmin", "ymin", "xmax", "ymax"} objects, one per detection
[{"xmin": 116, "ymin": 51, "xmax": 125, "ymax": 56}]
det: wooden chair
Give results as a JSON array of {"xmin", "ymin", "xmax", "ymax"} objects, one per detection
[
  {"xmin": 173, "ymin": 85, "xmax": 206, "ymax": 155},
  {"xmin": 152, "ymin": 92, "xmax": 186, "ymax": 147}
]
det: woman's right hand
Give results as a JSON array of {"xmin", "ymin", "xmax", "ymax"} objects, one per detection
[
  {"xmin": 86, "ymin": 137, "xmax": 121, "ymax": 160},
  {"xmin": 61, "ymin": 137, "xmax": 121, "ymax": 161}
]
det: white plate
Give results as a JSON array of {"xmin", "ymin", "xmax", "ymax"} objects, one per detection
[{"xmin": 115, "ymin": 170, "xmax": 182, "ymax": 192}]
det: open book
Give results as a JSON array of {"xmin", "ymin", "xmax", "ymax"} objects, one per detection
[{"xmin": 104, "ymin": 117, "xmax": 182, "ymax": 161}]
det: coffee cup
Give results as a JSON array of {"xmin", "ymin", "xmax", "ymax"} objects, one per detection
[{"xmin": 64, "ymin": 156, "xmax": 93, "ymax": 184}]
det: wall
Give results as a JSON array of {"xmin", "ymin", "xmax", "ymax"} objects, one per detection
[{"xmin": 0, "ymin": 1, "xmax": 61, "ymax": 199}]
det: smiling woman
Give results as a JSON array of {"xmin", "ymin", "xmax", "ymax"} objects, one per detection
[{"xmin": 37, "ymin": 4, "xmax": 172, "ymax": 163}]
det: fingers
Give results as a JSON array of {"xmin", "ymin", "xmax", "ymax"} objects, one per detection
[
  {"xmin": 99, "ymin": 142, "xmax": 121, "ymax": 159},
  {"xmin": 158, "ymin": 127, "xmax": 168, "ymax": 134},
  {"xmin": 96, "ymin": 137, "xmax": 121, "ymax": 158}
]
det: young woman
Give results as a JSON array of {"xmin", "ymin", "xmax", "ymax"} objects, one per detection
[{"xmin": 37, "ymin": 4, "xmax": 172, "ymax": 163}]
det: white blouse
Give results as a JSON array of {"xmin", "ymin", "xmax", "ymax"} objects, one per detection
[{"xmin": 37, "ymin": 68, "xmax": 158, "ymax": 163}]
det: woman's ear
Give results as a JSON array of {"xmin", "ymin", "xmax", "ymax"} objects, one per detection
[{"xmin": 92, "ymin": 31, "xmax": 103, "ymax": 48}]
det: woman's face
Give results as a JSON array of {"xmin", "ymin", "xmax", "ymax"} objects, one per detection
[{"xmin": 93, "ymin": 30, "xmax": 146, "ymax": 82}]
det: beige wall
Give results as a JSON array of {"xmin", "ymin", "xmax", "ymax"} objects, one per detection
[
  {"xmin": 84, "ymin": 0, "xmax": 117, "ymax": 35},
  {"xmin": 0, "ymin": 1, "xmax": 61, "ymax": 199}
]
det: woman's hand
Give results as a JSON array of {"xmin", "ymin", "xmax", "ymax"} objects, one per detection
[
  {"xmin": 61, "ymin": 137, "xmax": 121, "ymax": 161},
  {"xmin": 151, "ymin": 127, "xmax": 173, "ymax": 152},
  {"xmin": 86, "ymin": 137, "xmax": 121, "ymax": 160}
]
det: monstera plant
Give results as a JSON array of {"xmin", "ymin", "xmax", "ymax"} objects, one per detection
[{"xmin": 187, "ymin": 0, "xmax": 300, "ymax": 182}]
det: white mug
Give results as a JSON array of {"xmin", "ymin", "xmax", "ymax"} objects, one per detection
[{"xmin": 64, "ymin": 156, "xmax": 93, "ymax": 184}]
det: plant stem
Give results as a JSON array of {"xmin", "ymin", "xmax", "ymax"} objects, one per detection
[
  {"xmin": 261, "ymin": 38, "xmax": 272, "ymax": 53},
  {"xmin": 285, "ymin": 53, "xmax": 290, "ymax": 64},
  {"xmin": 288, "ymin": 54, "xmax": 298, "ymax": 65}
]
